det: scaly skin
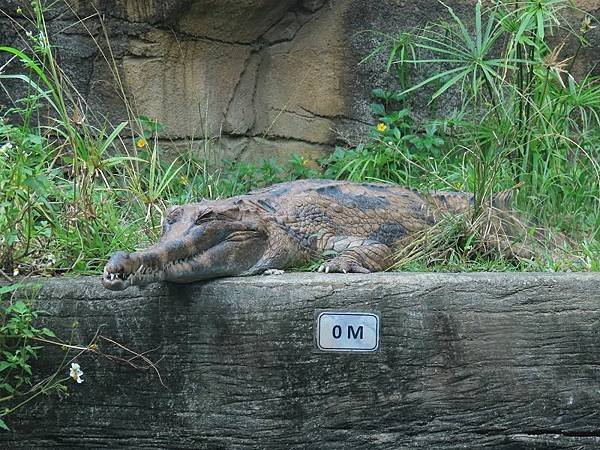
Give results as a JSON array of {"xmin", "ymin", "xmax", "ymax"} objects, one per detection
[{"xmin": 102, "ymin": 179, "xmax": 478, "ymax": 290}]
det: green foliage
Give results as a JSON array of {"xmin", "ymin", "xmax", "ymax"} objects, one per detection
[
  {"xmin": 219, "ymin": 154, "xmax": 319, "ymax": 195},
  {"xmin": 387, "ymin": 0, "xmax": 600, "ymax": 231},
  {"xmin": 1, "ymin": 297, "xmax": 52, "ymax": 395},
  {"xmin": 322, "ymin": 99, "xmax": 451, "ymax": 189},
  {"xmin": 329, "ymin": 0, "xmax": 599, "ymax": 245},
  {"xmin": 0, "ymin": 284, "xmax": 67, "ymax": 430},
  {"xmin": 0, "ymin": 117, "xmax": 57, "ymax": 272},
  {"xmin": 0, "ymin": 1, "xmax": 324, "ymax": 275}
]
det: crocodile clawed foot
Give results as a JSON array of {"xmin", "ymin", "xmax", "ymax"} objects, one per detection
[
  {"xmin": 262, "ymin": 269, "xmax": 285, "ymax": 276},
  {"xmin": 318, "ymin": 258, "xmax": 370, "ymax": 274}
]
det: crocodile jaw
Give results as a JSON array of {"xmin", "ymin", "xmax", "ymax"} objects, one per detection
[
  {"xmin": 102, "ymin": 251, "xmax": 166, "ymax": 291},
  {"xmin": 102, "ymin": 250, "xmax": 208, "ymax": 291},
  {"xmin": 102, "ymin": 233, "xmax": 267, "ymax": 291},
  {"xmin": 102, "ymin": 264, "xmax": 166, "ymax": 291}
]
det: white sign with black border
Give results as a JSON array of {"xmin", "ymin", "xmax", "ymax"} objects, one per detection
[{"xmin": 316, "ymin": 312, "xmax": 380, "ymax": 352}]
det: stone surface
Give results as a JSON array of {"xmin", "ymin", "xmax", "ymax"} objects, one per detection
[
  {"xmin": 253, "ymin": 2, "xmax": 349, "ymax": 145},
  {"xmin": 1, "ymin": 0, "xmax": 598, "ymax": 163},
  {"xmin": 240, "ymin": 136, "xmax": 330, "ymax": 163},
  {"xmin": 158, "ymin": 135, "xmax": 329, "ymax": 165},
  {"xmin": 178, "ymin": 0, "xmax": 298, "ymax": 43},
  {"xmin": 123, "ymin": 30, "xmax": 252, "ymax": 138},
  {"xmin": 2, "ymin": 273, "xmax": 600, "ymax": 448}
]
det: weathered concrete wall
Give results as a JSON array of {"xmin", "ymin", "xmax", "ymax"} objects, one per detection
[
  {"xmin": 1, "ymin": 0, "xmax": 598, "ymax": 163},
  {"xmin": 2, "ymin": 273, "xmax": 600, "ymax": 448}
]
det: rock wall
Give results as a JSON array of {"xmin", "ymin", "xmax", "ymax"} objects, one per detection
[
  {"xmin": 1, "ymin": 273, "xmax": 600, "ymax": 448},
  {"xmin": 1, "ymin": 0, "xmax": 599, "ymax": 163}
]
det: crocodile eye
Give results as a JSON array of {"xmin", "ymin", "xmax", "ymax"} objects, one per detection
[{"xmin": 195, "ymin": 211, "xmax": 216, "ymax": 225}]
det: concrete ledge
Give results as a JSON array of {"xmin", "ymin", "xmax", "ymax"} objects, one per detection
[{"xmin": 3, "ymin": 273, "xmax": 600, "ymax": 448}]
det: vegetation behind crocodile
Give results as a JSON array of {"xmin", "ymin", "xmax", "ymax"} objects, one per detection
[{"xmin": 102, "ymin": 179, "xmax": 514, "ymax": 290}]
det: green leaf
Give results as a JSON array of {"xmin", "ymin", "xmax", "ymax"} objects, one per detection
[
  {"xmin": 514, "ymin": 11, "xmax": 534, "ymax": 47},
  {"xmin": 99, "ymin": 121, "xmax": 128, "ymax": 155},
  {"xmin": 371, "ymin": 88, "xmax": 386, "ymax": 99},
  {"xmin": 536, "ymin": 10, "xmax": 545, "ymax": 41},
  {"xmin": 0, "ymin": 418, "xmax": 9, "ymax": 431},
  {"xmin": 27, "ymin": 134, "xmax": 43, "ymax": 145},
  {"xmin": 0, "ymin": 47, "xmax": 48, "ymax": 85},
  {"xmin": 370, "ymin": 103, "xmax": 385, "ymax": 116},
  {"xmin": 475, "ymin": 1, "xmax": 482, "ymax": 52},
  {"xmin": 397, "ymin": 66, "xmax": 467, "ymax": 99},
  {"xmin": 40, "ymin": 328, "xmax": 56, "ymax": 338},
  {"xmin": 431, "ymin": 68, "xmax": 471, "ymax": 101},
  {"xmin": 0, "ymin": 285, "xmax": 20, "ymax": 295},
  {"xmin": 1, "ymin": 383, "xmax": 15, "ymax": 394},
  {"xmin": 441, "ymin": 1, "xmax": 475, "ymax": 52},
  {"xmin": 10, "ymin": 301, "xmax": 28, "ymax": 315}
]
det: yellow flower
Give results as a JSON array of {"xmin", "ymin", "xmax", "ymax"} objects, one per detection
[
  {"xmin": 16, "ymin": 7, "xmax": 22, "ymax": 14},
  {"xmin": 376, "ymin": 123, "xmax": 387, "ymax": 132},
  {"xmin": 136, "ymin": 137, "xmax": 147, "ymax": 148},
  {"xmin": 179, "ymin": 175, "xmax": 189, "ymax": 186}
]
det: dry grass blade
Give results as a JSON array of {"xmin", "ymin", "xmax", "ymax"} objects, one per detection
[{"xmin": 392, "ymin": 205, "xmax": 572, "ymax": 270}]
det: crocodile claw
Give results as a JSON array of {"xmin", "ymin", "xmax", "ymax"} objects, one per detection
[
  {"xmin": 262, "ymin": 269, "xmax": 285, "ymax": 276},
  {"xmin": 318, "ymin": 259, "xmax": 370, "ymax": 274},
  {"xmin": 317, "ymin": 264, "xmax": 333, "ymax": 274}
]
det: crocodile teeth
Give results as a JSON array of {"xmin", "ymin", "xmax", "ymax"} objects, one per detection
[{"xmin": 106, "ymin": 272, "xmax": 133, "ymax": 281}]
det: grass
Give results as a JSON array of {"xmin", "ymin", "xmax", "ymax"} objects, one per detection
[
  {"xmin": 327, "ymin": 0, "xmax": 599, "ymax": 270},
  {"xmin": 0, "ymin": 0, "xmax": 598, "ymax": 278},
  {"xmin": 0, "ymin": 1, "xmax": 316, "ymax": 278}
]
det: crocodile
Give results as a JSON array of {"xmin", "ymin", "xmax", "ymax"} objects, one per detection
[{"xmin": 102, "ymin": 179, "xmax": 518, "ymax": 291}]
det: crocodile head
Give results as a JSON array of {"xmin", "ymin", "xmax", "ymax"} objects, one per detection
[{"xmin": 102, "ymin": 200, "xmax": 268, "ymax": 291}]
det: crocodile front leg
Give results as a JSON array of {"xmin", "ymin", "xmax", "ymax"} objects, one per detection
[{"xmin": 318, "ymin": 238, "xmax": 393, "ymax": 274}]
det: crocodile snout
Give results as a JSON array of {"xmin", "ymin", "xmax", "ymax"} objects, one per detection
[{"xmin": 102, "ymin": 251, "xmax": 137, "ymax": 291}]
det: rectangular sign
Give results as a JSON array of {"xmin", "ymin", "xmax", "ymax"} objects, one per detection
[{"xmin": 316, "ymin": 312, "xmax": 379, "ymax": 352}]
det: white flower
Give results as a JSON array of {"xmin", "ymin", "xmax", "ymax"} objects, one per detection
[
  {"xmin": 69, "ymin": 362, "xmax": 84, "ymax": 383},
  {"xmin": 12, "ymin": 268, "xmax": 19, "ymax": 277},
  {"xmin": 0, "ymin": 142, "xmax": 13, "ymax": 153}
]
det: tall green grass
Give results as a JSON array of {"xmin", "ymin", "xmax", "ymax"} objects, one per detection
[
  {"xmin": 324, "ymin": 0, "xmax": 599, "ymax": 268},
  {"xmin": 397, "ymin": 1, "xmax": 598, "ymax": 230},
  {"xmin": 0, "ymin": 0, "xmax": 322, "ymax": 276},
  {"xmin": 0, "ymin": 1, "xmax": 254, "ymax": 275}
]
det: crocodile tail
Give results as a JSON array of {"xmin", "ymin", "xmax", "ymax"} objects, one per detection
[
  {"xmin": 491, "ymin": 188, "xmax": 515, "ymax": 210},
  {"xmin": 428, "ymin": 187, "xmax": 515, "ymax": 215},
  {"xmin": 427, "ymin": 191, "xmax": 474, "ymax": 215}
]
